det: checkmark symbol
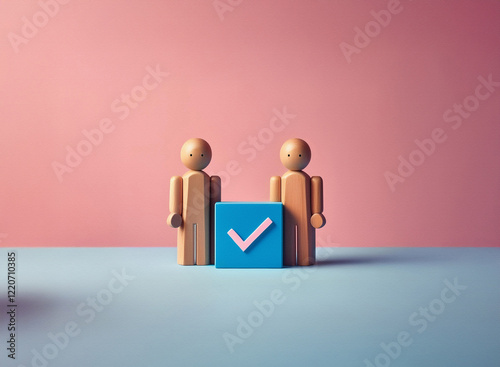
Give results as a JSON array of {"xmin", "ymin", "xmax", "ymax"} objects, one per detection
[{"xmin": 227, "ymin": 217, "xmax": 273, "ymax": 252}]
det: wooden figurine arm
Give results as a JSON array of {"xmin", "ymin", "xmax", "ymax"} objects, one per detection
[
  {"xmin": 167, "ymin": 176, "xmax": 182, "ymax": 228},
  {"xmin": 270, "ymin": 176, "xmax": 281, "ymax": 202},
  {"xmin": 210, "ymin": 175, "xmax": 222, "ymax": 204},
  {"xmin": 310, "ymin": 176, "xmax": 326, "ymax": 229},
  {"xmin": 209, "ymin": 175, "xmax": 221, "ymax": 265}
]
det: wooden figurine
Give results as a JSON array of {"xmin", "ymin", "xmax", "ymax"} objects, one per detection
[
  {"xmin": 270, "ymin": 138, "xmax": 325, "ymax": 266},
  {"xmin": 167, "ymin": 138, "xmax": 221, "ymax": 265}
]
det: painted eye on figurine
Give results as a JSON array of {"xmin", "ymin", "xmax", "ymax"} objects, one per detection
[
  {"xmin": 288, "ymin": 154, "xmax": 290, "ymax": 157},
  {"xmin": 299, "ymin": 154, "xmax": 302, "ymax": 157},
  {"xmin": 201, "ymin": 154, "xmax": 204, "ymax": 157},
  {"xmin": 190, "ymin": 154, "xmax": 192, "ymax": 156}
]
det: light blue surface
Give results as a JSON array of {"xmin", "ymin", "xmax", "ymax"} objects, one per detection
[
  {"xmin": 0, "ymin": 247, "xmax": 499, "ymax": 367},
  {"xmin": 215, "ymin": 202, "xmax": 283, "ymax": 268}
]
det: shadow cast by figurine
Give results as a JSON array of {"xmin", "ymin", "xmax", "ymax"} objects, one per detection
[
  {"xmin": 315, "ymin": 256, "xmax": 395, "ymax": 266},
  {"xmin": 314, "ymin": 249, "xmax": 455, "ymax": 267}
]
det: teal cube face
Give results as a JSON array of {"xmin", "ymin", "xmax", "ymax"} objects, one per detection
[{"xmin": 215, "ymin": 202, "xmax": 283, "ymax": 268}]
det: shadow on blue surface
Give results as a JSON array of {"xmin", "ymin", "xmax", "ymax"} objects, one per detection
[
  {"xmin": 0, "ymin": 293, "xmax": 60, "ymax": 322},
  {"xmin": 314, "ymin": 249, "xmax": 454, "ymax": 267}
]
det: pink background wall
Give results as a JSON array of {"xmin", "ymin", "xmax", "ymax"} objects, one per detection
[{"xmin": 1, "ymin": 0, "xmax": 499, "ymax": 247}]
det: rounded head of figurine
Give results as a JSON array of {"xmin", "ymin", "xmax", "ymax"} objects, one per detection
[
  {"xmin": 180, "ymin": 138, "xmax": 212, "ymax": 171},
  {"xmin": 280, "ymin": 138, "xmax": 311, "ymax": 171}
]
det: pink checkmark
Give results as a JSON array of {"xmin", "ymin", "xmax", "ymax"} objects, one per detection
[{"xmin": 227, "ymin": 217, "xmax": 273, "ymax": 252}]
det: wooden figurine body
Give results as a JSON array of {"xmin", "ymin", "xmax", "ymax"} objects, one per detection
[
  {"xmin": 281, "ymin": 170, "xmax": 314, "ymax": 266},
  {"xmin": 178, "ymin": 170, "xmax": 210, "ymax": 265},
  {"xmin": 167, "ymin": 138, "xmax": 221, "ymax": 265},
  {"xmin": 271, "ymin": 138, "xmax": 325, "ymax": 266}
]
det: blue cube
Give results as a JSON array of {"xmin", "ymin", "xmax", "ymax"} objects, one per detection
[{"xmin": 215, "ymin": 202, "xmax": 283, "ymax": 268}]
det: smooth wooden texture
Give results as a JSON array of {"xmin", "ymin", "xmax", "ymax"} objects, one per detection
[
  {"xmin": 167, "ymin": 212, "xmax": 182, "ymax": 228},
  {"xmin": 210, "ymin": 175, "xmax": 221, "ymax": 265},
  {"xmin": 311, "ymin": 176, "xmax": 323, "ymax": 214},
  {"xmin": 170, "ymin": 138, "xmax": 218, "ymax": 266},
  {"xmin": 279, "ymin": 138, "xmax": 311, "ymax": 171},
  {"xmin": 167, "ymin": 176, "xmax": 183, "ymax": 228},
  {"xmin": 177, "ymin": 170, "xmax": 211, "ymax": 265},
  {"xmin": 275, "ymin": 138, "xmax": 325, "ymax": 266},
  {"xmin": 311, "ymin": 176, "xmax": 326, "ymax": 229},
  {"xmin": 310, "ymin": 213, "xmax": 326, "ymax": 229},
  {"xmin": 270, "ymin": 176, "xmax": 281, "ymax": 202},
  {"xmin": 180, "ymin": 138, "xmax": 212, "ymax": 171},
  {"xmin": 281, "ymin": 171, "xmax": 315, "ymax": 266}
]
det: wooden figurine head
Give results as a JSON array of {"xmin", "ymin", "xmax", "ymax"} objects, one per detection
[
  {"xmin": 280, "ymin": 138, "xmax": 311, "ymax": 171},
  {"xmin": 180, "ymin": 138, "xmax": 212, "ymax": 171}
]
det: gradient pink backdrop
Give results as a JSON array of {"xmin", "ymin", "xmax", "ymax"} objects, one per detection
[{"xmin": 1, "ymin": 0, "xmax": 499, "ymax": 247}]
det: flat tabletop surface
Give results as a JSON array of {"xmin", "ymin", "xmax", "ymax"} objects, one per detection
[{"xmin": 1, "ymin": 247, "xmax": 499, "ymax": 367}]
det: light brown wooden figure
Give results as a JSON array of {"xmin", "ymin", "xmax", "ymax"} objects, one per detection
[
  {"xmin": 167, "ymin": 138, "xmax": 221, "ymax": 265},
  {"xmin": 270, "ymin": 138, "xmax": 325, "ymax": 266}
]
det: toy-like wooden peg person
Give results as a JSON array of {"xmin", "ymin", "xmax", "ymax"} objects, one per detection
[
  {"xmin": 167, "ymin": 138, "xmax": 221, "ymax": 265},
  {"xmin": 271, "ymin": 138, "xmax": 325, "ymax": 266}
]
